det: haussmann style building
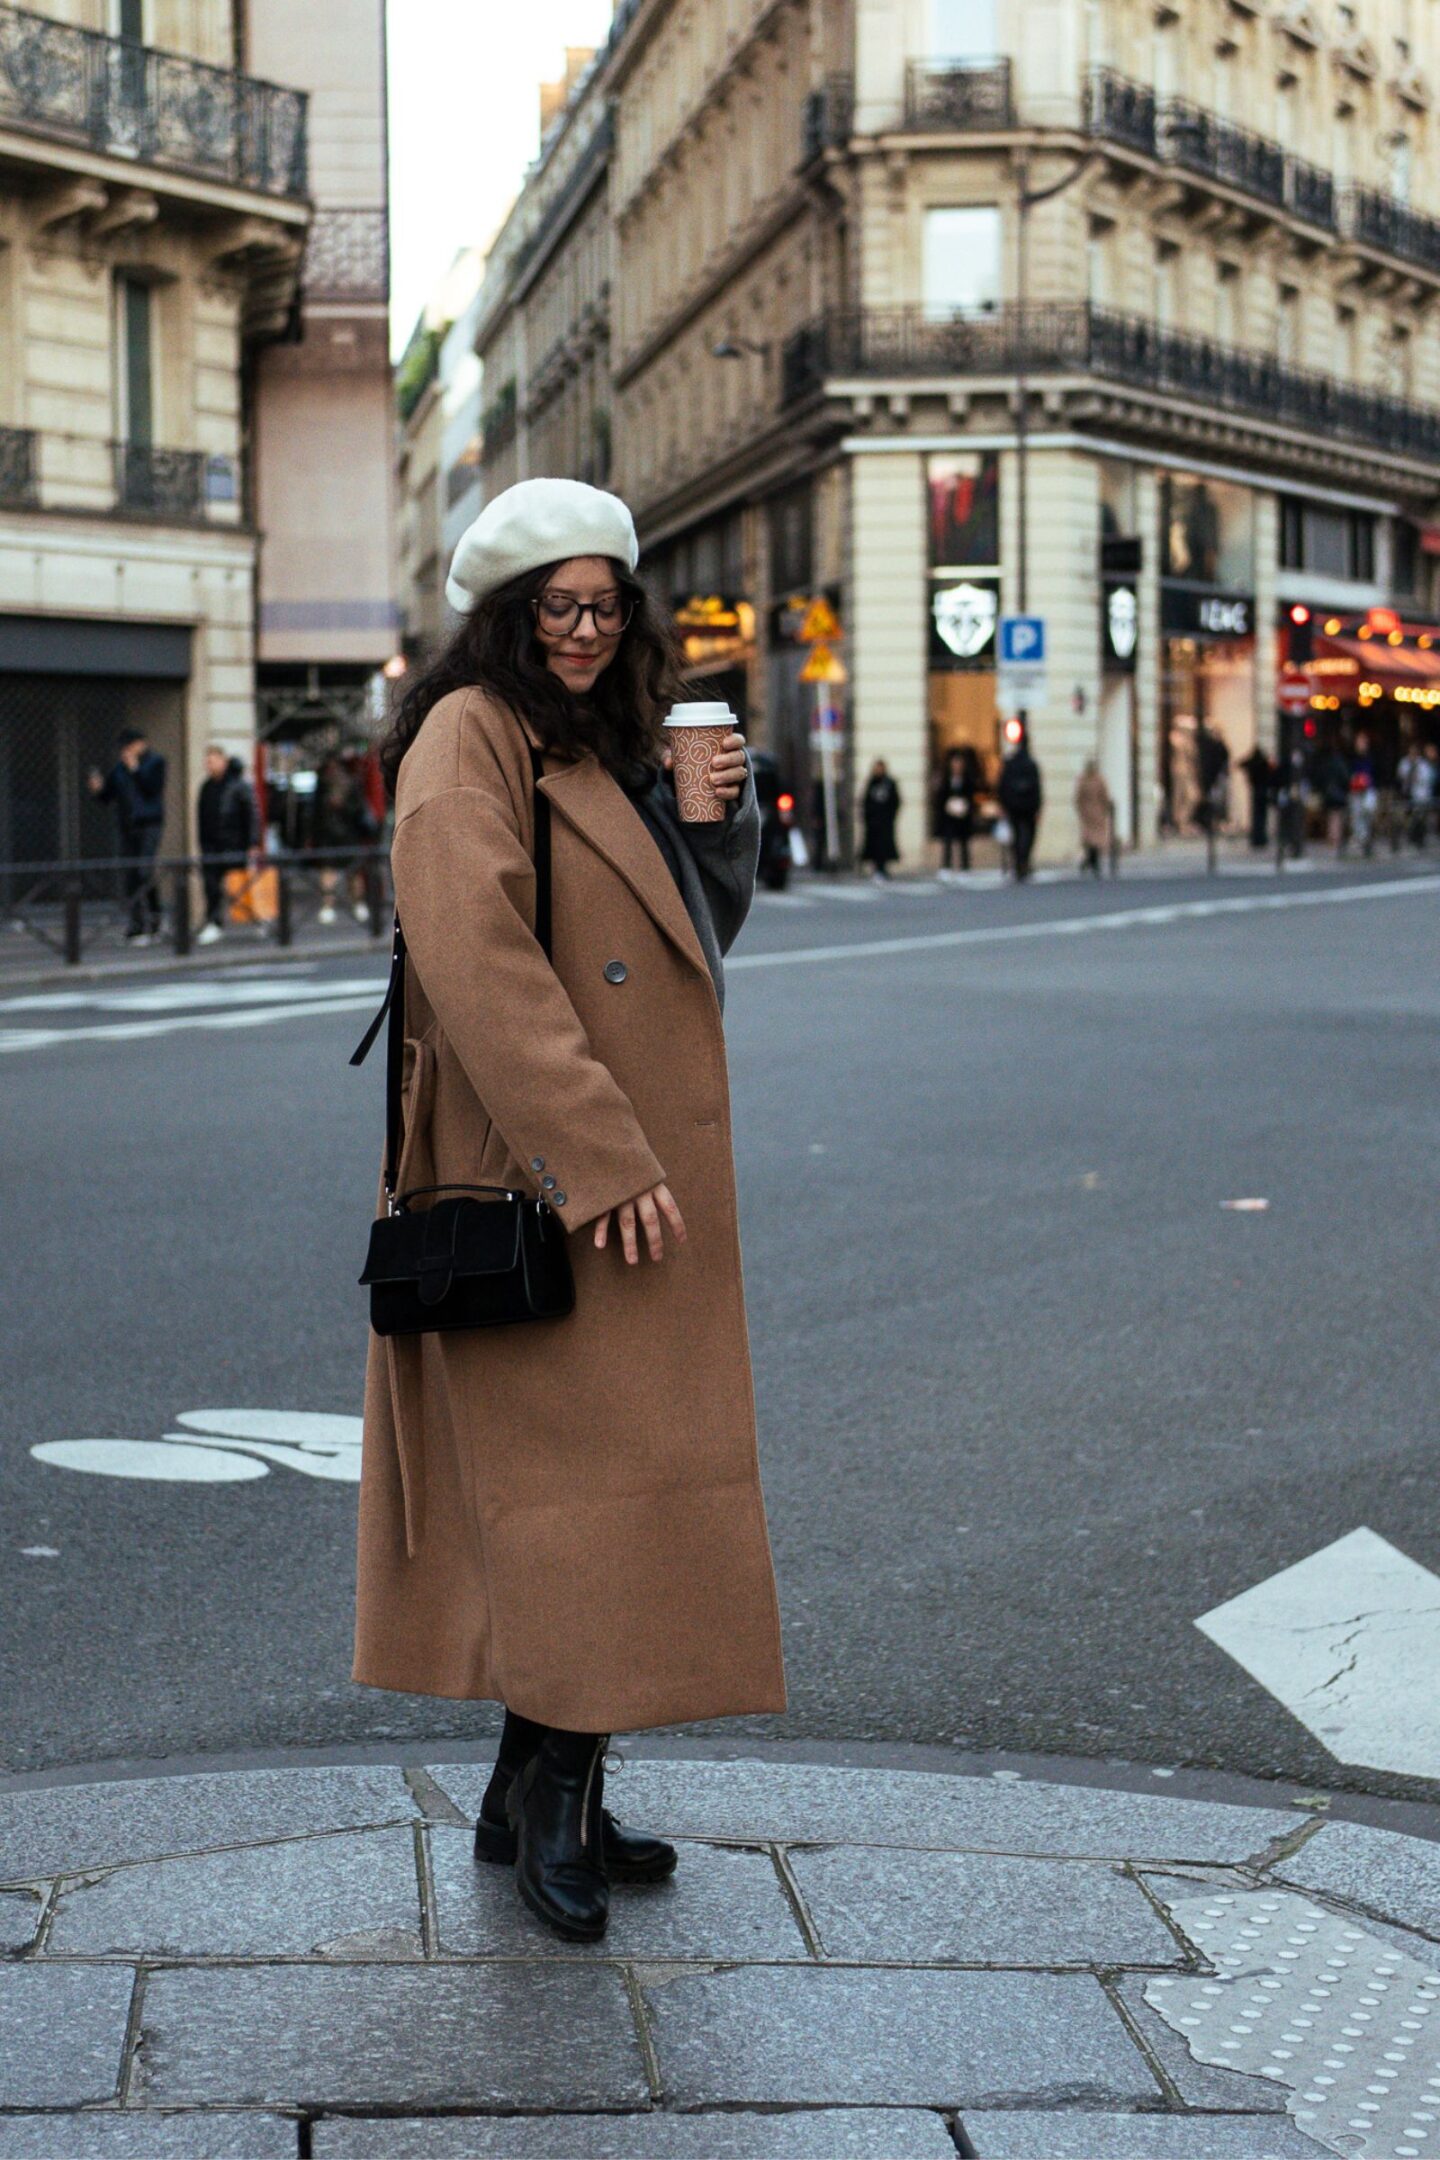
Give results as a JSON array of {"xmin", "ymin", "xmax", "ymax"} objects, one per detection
[
  {"xmin": 470, "ymin": 0, "xmax": 1440, "ymax": 866},
  {"xmin": 0, "ymin": 0, "xmax": 394, "ymax": 883}
]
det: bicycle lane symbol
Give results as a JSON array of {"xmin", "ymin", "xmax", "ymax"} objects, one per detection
[{"xmin": 30, "ymin": 1408, "xmax": 362, "ymax": 1484}]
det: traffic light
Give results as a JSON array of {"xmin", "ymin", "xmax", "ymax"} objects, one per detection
[{"xmin": 1287, "ymin": 604, "xmax": 1314, "ymax": 666}]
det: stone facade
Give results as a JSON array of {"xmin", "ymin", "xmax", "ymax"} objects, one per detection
[{"xmin": 473, "ymin": 0, "xmax": 1440, "ymax": 864}]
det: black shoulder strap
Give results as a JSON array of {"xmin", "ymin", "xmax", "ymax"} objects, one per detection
[{"xmin": 351, "ymin": 744, "xmax": 551, "ymax": 1207}]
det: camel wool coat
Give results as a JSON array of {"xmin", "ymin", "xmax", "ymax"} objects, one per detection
[{"xmin": 352, "ymin": 686, "xmax": 787, "ymax": 1733}]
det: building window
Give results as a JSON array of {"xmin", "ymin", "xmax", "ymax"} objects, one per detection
[
  {"xmin": 929, "ymin": 0, "xmax": 997, "ymax": 56},
  {"xmin": 1154, "ymin": 240, "xmax": 1178, "ymax": 328},
  {"xmin": 115, "ymin": 275, "xmax": 154, "ymax": 446},
  {"xmin": 110, "ymin": 0, "xmax": 145, "ymax": 37},
  {"xmin": 1394, "ymin": 519, "xmax": 1420, "ymax": 597},
  {"xmin": 1278, "ymin": 495, "xmax": 1377, "ymax": 581},
  {"xmin": 928, "ymin": 451, "xmax": 999, "ymax": 567},
  {"xmin": 1277, "ymin": 284, "xmax": 1300, "ymax": 367},
  {"xmin": 922, "ymin": 206, "xmax": 1000, "ymax": 318}
]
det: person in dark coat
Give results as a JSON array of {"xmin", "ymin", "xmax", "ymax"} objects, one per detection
[
  {"xmin": 87, "ymin": 727, "xmax": 166, "ymax": 942},
  {"xmin": 997, "ymin": 728, "xmax": 1043, "ymax": 880},
  {"xmin": 196, "ymin": 747, "xmax": 259, "ymax": 943},
  {"xmin": 1240, "ymin": 744, "xmax": 1275, "ymax": 849},
  {"xmin": 313, "ymin": 754, "xmax": 380, "ymax": 923},
  {"xmin": 934, "ymin": 745, "xmax": 981, "ymax": 879},
  {"xmin": 859, "ymin": 759, "xmax": 901, "ymax": 882}
]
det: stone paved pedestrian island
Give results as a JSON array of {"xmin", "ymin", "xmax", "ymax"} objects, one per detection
[{"xmin": 1, "ymin": 1753, "xmax": 1438, "ymax": 2157}]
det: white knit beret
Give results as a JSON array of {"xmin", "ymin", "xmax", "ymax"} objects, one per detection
[{"xmin": 445, "ymin": 478, "xmax": 639, "ymax": 612}]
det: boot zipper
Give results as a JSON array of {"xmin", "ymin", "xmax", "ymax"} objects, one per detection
[{"xmin": 579, "ymin": 1735, "xmax": 607, "ymax": 1852}]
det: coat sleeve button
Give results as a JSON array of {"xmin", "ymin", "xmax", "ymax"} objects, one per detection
[
  {"xmin": 541, "ymin": 1174, "xmax": 557, "ymax": 1190},
  {"xmin": 551, "ymin": 1191, "xmax": 567, "ymax": 1205},
  {"xmin": 530, "ymin": 1156, "xmax": 545, "ymax": 1172},
  {"xmin": 603, "ymin": 959, "xmax": 628, "ymax": 984}
]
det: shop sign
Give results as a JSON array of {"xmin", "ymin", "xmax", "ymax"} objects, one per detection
[
  {"xmin": 1161, "ymin": 585, "xmax": 1253, "ymax": 639},
  {"xmin": 674, "ymin": 592, "xmax": 755, "ymax": 666},
  {"xmin": 931, "ymin": 580, "xmax": 998, "ymax": 663},
  {"xmin": 1103, "ymin": 583, "xmax": 1138, "ymax": 669}
]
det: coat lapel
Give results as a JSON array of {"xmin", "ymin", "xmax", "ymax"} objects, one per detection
[{"xmin": 522, "ymin": 721, "xmax": 711, "ymax": 983}]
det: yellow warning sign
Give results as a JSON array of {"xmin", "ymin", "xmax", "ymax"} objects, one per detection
[
  {"xmin": 799, "ymin": 597, "xmax": 842, "ymax": 644},
  {"xmin": 799, "ymin": 642, "xmax": 848, "ymax": 685}
]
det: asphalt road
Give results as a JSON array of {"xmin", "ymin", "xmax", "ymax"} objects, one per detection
[{"xmin": 4, "ymin": 858, "xmax": 1438, "ymax": 1802}]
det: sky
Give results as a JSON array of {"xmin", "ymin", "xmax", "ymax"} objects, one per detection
[{"xmin": 386, "ymin": 1, "xmax": 616, "ymax": 357}]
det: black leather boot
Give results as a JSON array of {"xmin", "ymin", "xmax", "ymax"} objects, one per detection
[
  {"xmin": 476, "ymin": 1715, "xmax": 678, "ymax": 1885},
  {"xmin": 473, "ymin": 1708, "xmax": 547, "ymax": 1866},
  {"xmin": 507, "ymin": 1726, "xmax": 610, "ymax": 1942}
]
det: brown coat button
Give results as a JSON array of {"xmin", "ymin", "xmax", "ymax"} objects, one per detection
[{"xmin": 603, "ymin": 959, "xmax": 628, "ymax": 984}]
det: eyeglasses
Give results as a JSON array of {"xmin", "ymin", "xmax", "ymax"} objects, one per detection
[{"xmin": 531, "ymin": 592, "xmax": 635, "ymax": 637}]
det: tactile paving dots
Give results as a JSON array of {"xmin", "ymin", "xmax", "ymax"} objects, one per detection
[{"xmin": 1146, "ymin": 1885, "xmax": 1440, "ymax": 2160}]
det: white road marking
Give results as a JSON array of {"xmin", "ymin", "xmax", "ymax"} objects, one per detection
[
  {"xmin": 727, "ymin": 873, "xmax": 1440, "ymax": 973},
  {"xmin": 2, "ymin": 874, "xmax": 1435, "ymax": 1052},
  {"xmin": 1196, "ymin": 1527, "xmax": 1440, "ymax": 1781},
  {"xmin": 1221, "ymin": 1197, "xmax": 1271, "ymax": 1211},
  {"xmin": 1147, "ymin": 1885, "xmax": 1440, "ymax": 2160},
  {"xmin": 0, "ymin": 989, "xmax": 380, "ymax": 1054},
  {"xmin": 31, "ymin": 1408, "xmax": 363, "ymax": 1485},
  {"xmin": 0, "ymin": 975, "xmax": 379, "ymax": 1015},
  {"xmin": 31, "ymin": 1438, "xmax": 271, "ymax": 1482}
]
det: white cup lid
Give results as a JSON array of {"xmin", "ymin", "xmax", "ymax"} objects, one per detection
[{"xmin": 666, "ymin": 702, "xmax": 733, "ymax": 724}]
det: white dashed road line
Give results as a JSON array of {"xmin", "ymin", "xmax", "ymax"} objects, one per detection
[{"xmin": 0, "ymin": 874, "xmax": 1434, "ymax": 1053}]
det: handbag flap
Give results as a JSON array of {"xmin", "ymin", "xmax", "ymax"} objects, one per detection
[{"xmin": 360, "ymin": 1195, "xmax": 524, "ymax": 1302}]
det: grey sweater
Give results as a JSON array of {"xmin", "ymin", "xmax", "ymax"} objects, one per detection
[{"xmin": 614, "ymin": 755, "xmax": 760, "ymax": 1013}]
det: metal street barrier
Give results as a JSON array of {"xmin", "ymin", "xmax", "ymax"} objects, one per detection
[{"xmin": 0, "ymin": 847, "xmax": 392, "ymax": 968}]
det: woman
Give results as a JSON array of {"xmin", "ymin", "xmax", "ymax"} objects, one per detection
[
  {"xmin": 859, "ymin": 758, "xmax": 901, "ymax": 882},
  {"xmin": 933, "ymin": 745, "xmax": 980, "ymax": 880},
  {"xmin": 1074, "ymin": 759, "xmax": 1112, "ymax": 878},
  {"xmin": 354, "ymin": 478, "xmax": 786, "ymax": 1942}
]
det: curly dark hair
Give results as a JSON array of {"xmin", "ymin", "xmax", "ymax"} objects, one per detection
[{"xmin": 379, "ymin": 558, "xmax": 685, "ymax": 799}]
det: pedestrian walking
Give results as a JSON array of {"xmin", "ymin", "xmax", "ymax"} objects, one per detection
[
  {"xmin": 313, "ymin": 754, "xmax": 378, "ymax": 923},
  {"xmin": 1196, "ymin": 722, "xmax": 1230, "ymax": 836},
  {"xmin": 1347, "ymin": 730, "xmax": 1378, "ymax": 856},
  {"xmin": 1074, "ymin": 758, "xmax": 1112, "ymax": 877},
  {"xmin": 859, "ymin": 758, "xmax": 901, "ymax": 882},
  {"xmin": 1318, "ymin": 742, "xmax": 1351, "ymax": 853},
  {"xmin": 196, "ymin": 747, "xmax": 258, "ymax": 945},
  {"xmin": 1397, "ymin": 740, "xmax": 1436, "ymax": 849},
  {"xmin": 1240, "ymin": 744, "xmax": 1275, "ymax": 850},
  {"xmin": 934, "ymin": 746, "xmax": 981, "ymax": 880},
  {"xmin": 86, "ymin": 726, "xmax": 166, "ymax": 942},
  {"xmin": 354, "ymin": 477, "xmax": 785, "ymax": 1946},
  {"xmin": 997, "ymin": 726, "xmax": 1043, "ymax": 880}
]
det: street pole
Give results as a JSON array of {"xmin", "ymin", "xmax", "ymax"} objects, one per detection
[{"xmin": 817, "ymin": 679, "xmax": 840, "ymax": 868}]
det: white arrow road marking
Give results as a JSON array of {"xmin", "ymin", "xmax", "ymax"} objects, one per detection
[
  {"xmin": 31, "ymin": 1409, "xmax": 363, "ymax": 1485},
  {"xmin": 1196, "ymin": 1528, "xmax": 1440, "ymax": 1781},
  {"xmin": 1147, "ymin": 1885, "xmax": 1440, "ymax": 2160}
]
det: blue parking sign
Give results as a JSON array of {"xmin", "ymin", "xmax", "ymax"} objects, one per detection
[{"xmin": 999, "ymin": 615, "xmax": 1046, "ymax": 665}]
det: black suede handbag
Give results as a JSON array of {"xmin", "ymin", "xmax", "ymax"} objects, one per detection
[{"xmin": 350, "ymin": 743, "xmax": 575, "ymax": 1338}]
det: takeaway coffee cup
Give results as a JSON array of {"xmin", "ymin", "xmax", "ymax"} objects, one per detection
[{"xmin": 663, "ymin": 702, "xmax": 734, "ymax": 822}]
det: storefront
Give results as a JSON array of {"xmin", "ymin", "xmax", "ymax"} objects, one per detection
[
  {"xmin": 926, "ymin": 450, "xmax": 1001, "ymax": 800},
  {"xmin": 1158, "ymin": 473, "xmax": 1257, "ymax": 833},
  {"xmin": 1297, "ymin": 609, "xmax": 1440, "ymax": 777}
]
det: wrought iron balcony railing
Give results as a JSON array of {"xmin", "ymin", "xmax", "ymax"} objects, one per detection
[
  {"xmin": 779, "ymin": 303, "xmax": 1440, "ymax": 466},
  {"xmin": 903, "ymin": 57, "xmax": 1013, "ymax": 130},
  {"xmin": 0, "ymin": 1, "xmax": 307, "ymax": 197},
  {"xmin": 0, "ymin": 429, "xmax": 239, "ymax": 524},
  {"xmin": 1342, "ymin": 185, "xmax": 1440, "ymax": 275},
  {"xmin": 802, "ymin": 73, "xmax": 853, "ymax": 164},
  {"xmin": 0, "ymin": 425, "xmax": 38, "ymax": 509},
  {"xmin": 1161, "ymin": 100, "xmax": 1286, "ymax": 211},
  {"xmin": 303, "ymin": 208, "xmax": 389, "ymax": 303},
  {"xmin": 1086, "ymin": 73, "xmax": 1334, "ymax": 229},
  {"xmin": 1085, "ymin": 68, "xmax": 1157, "ymax": 156}
]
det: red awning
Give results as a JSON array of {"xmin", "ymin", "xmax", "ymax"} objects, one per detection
[{"xmin": 1314, "ymin": 635, "xmax": 1440, "ymax": 685}]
